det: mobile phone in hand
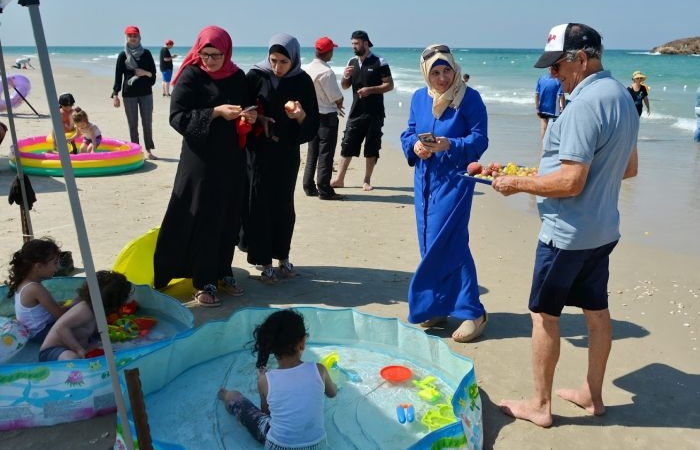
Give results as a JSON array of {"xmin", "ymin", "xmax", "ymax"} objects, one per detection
[
  {"xmin": 418, "ymin": 132, "xmax": 436, "ymax": 144},
  {"xmin": 243, "ymin": 105, "xmax": 258, "ymax": 112}
]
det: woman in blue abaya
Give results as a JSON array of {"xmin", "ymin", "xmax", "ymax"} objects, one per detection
[{"xmin": 399, "ymin": 44, "xmax": 489, "ymax": 343}]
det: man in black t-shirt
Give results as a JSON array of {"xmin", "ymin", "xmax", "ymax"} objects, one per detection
[
  {"xmin": 331, "ymin": 30, "xmax": 393, "ymax": 191},
  {"xmin": 159, "ymin": 39, "xmax": 177, "ymax": 97}
]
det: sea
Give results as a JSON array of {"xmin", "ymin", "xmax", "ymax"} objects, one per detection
[{"xmin": 4, "ymin": 46, "xmax": 700, "ymax": 257}]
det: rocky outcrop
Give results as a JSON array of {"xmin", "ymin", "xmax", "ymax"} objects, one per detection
[{"xmin": 650, "ymin": 37, "xmax": 700, "ymax": 55}]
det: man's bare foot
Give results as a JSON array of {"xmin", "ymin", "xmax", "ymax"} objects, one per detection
[
  {"xmin": 217, "ymin": 387, "xmax": 241, "ymax": 404},
  {"xmin": 330, "ymin": 178, "xmax": 344, "ymax": 188},
  {"xmin": 499, "ymin": 399, "xmax": 553, "ymax": 428},
  {"xmin": 556, "ymin": 388, "xmax": 606, "ymax": 416},
  {"xmin": 362, "ymin": 182, "xmax": 374, "ymax": 191}
]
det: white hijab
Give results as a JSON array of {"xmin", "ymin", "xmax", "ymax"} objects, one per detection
[{"xmin": 420, "ymin": 44, "xmax": 466, "ymax": 119}]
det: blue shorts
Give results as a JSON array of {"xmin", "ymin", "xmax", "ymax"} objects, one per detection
[
  {"xmin": 528, "ymin": 240, "xmax": 618, "ymax": 316},
  {"xmin": 84, "ymin": 135, "xmax": 102, "ymax": 147},
  {"xmin": 161, "ymin": 70, "xmax": 173, "ymax": 83}
]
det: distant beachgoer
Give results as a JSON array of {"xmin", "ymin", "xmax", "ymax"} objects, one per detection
[
  {"xmin": 400, "ymin": 44, "xmax": 489, "ymax": 343},
  {"xmin": 217, "ymin": 309, "xmax": 337, "ymax": 448},
  {"xmin": 111, "ymin": 25, "xmax": 159, "ymax": 160},
  {"xmin": 159, "ymin": 39, "xmax": 177, "ymax": 97},
  {"xmin": 535, "ymin": 73, "xmax": 565, "ymax": 141},
  {"xmin": 694, "ymin": 86, "xmax": 700, "ymax": 143},
  {"xmin": 462, "ymin": 73, "xmax": 470, "ymax": 84},
  {"xmin": 331, "ymin": 30, "xmax": 394, "ymax": 191},
  {"xmin": 627, "ymin": 71, "xmax": 650, "ymax": 117},
  {"xmin": 72, "ymin": 108, "xmax": 102, "ymax": 153},
  {"xmin": 7, "ymin": 238, "xmax": 67, "ymax": 344},
  {"xmin": 493, "ymin": 23, "xmax": 639, "ymax": 428},
  {"xmin": 13, "ymin": 57, "xmax": 34, "ymax": 69},
  {"xmin": 39, "ymin": 271, "xmax": 131, "ymax": 361},
  {"xmin": 303, "ymin": 36, "xmax": 346, "ymax": 200}
]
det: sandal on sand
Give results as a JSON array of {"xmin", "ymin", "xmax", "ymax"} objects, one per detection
[
  {"xmin": 420, "ymin": 316, "xmax": 448, "ymax": 328},
  {"xmin": 452, "ymin": 313, "xmax": 488, "ymax": 343},
  {"xmin": 193, "ymin": 284, "xmax": 221, "ymax": 307},
  {"xmin": 219, "ymin": 276, "xmax": 244, "ymax": 297},
  {"xmin": 260, "ymin": 267, "xmax": 278, "ymax": 285},
  {"xmin": 278, "ymin": 260, "xmax": 299, "ymax": 278}
]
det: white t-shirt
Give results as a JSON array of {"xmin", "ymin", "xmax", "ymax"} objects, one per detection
[{"xmin": 305, "ymin": 58, "xmax": 343, "ymax": 115}]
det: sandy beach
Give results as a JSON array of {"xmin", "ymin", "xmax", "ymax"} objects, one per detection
[{"xmin": 1, "ymin": 62, "xmax": 698, "ymax": 450}]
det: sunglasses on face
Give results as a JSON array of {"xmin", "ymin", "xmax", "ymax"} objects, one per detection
[
  {"xmin": 421, "ymin": 45, "xmax": 451, "ymax": 61},
  {"xmin": 198, "ymin": 52, "xmax": 224, "ymax": 61},
  {"xmin": 550, "ymin": 55, "xmax": 571, "ymax": 73}
]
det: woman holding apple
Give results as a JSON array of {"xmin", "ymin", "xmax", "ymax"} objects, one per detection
[
  {"xmin": 241, "ymin": 33, "xmax": 319, "ymax": 284},
  {"xmin": 399, "ymin": 44, "xmax": 489, "ymax": 343}
]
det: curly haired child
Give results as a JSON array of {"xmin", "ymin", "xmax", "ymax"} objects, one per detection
[
  {"xmin": 218, "ymin": 309, "xmax": 337, "ymax": 449},
  {"xmin": 72, "ymin": 108, "xmax": 102, "ymax": 154}
]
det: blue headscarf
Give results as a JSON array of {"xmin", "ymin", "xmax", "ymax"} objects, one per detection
[{"xmin": 253, "ymin": 33, "xmax": 304, "ymax": 89}]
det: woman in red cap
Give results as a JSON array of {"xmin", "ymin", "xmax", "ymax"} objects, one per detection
[
  {"xmin": 111, "ymin": 25, "xmax": 158, "ymax": 160},
  {"xmin": 153, "ymin": 25, "xmax": 256, "ymax": 307}
]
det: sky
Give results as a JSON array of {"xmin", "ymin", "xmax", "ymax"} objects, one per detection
[{"xmin": 0, "ymin": 0, "xmax": 697, "ymax": 50}]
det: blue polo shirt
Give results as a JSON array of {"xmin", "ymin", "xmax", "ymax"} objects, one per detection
[{"xmin": 538, "ymin": 70, "xmax": 638, "ymax": 250}]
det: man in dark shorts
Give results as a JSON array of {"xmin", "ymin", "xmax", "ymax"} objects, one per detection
[
  {"xmin": 331, "ymin": 30, "xmax": 393, "ymax": 192},
  {"xmin": 492, "ymin": 23, "xmax": 639, "ymax": 428},
  {"xmin": 535, "ymin": 73, "xmax": 565, "ymax": 142}
]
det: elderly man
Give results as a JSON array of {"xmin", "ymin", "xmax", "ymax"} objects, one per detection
[{"xmin": 493, "ymin": 23, "xmax": 639, "ymax": 427}]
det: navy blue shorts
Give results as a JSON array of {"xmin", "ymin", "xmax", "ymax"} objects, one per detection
[
  {"xmin": 161, "ymin": 70, "xmax": 173, "ymax": 83},
  {"xmin": 528, "ymin": 240, "xmax": 618, "ymax": 316}
]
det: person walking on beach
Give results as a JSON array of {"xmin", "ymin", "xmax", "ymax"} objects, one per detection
[
  {"xmin": 241, "ymin": 33, "xmax": 319, "ymax": 284},
  {"xmin": 217, "ymin": 309, "xmax": 337, "ymax": 448},
  {"xmin": 111, "ymin": 25, "xmax": 159, "ymax": 160},
  {"xmin": 492, "ymin": 23, "xmax": 639, "ymax": 428},
  {"xmin": 302, "ymin": 36, "xmax": 345, "ymax": 200},
  {"xmin": 400, "ymin": 44, "xmax": 489, "ymax": 343},
  {"xmin": 159, "ymin": 39, "xmax": 177, "ymax": 97},
  {"xmin": 627, "ymin": 70, "xmax": 650, "ymax": 117},
  {"xmin": 331, "ymin": 30, "xmax": 393, "ymax": 191},
  {"xmin": 153, "ymin": 25, "xmax": 254, "ymax": 306},
  {"xmin": 695, "ymin": 85, "xmax": 700, "ymax": 143},
  {"xmin": 535, "ymin": 72, "xmax": 565, "ymax": 141}
]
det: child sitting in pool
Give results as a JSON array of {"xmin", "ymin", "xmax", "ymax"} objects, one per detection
[
  {"xmin": 218, "ymin": 309, "xmax": 337, "ymax": 449},
  {"xmin": 39, "ymin": 270, "xmax": 131, "ymax": 361},
  {"xmin": 72, "ymin": 108, "xmax": 102, "ymax": 154},
  {"xmin": 50, "ymin": 93, "xmax": 79, "ymax": 154},
  {"xmin": 7, "ymin": 238, "xmax": 68, "ymax": 344}
]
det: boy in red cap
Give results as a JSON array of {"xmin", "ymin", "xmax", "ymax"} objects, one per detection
[{"xmin": 160, "ymin": 39, "xmax": 178, "ymax": 97}]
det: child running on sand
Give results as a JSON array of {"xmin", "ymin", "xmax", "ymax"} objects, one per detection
[
  {"xmin": 218, "ymin": 309, "xmax": 337, "ymax": 449},
  {"xmin": 72, "ymin": 108, "xmax": 102, "ymax": 154},
  {"xmin": 6, "ymin": 238, "xmax": 67, "ymax": 343},
  {"xmin": 39, "ymin": 270, "xmax": 131, "ymax": 361}
]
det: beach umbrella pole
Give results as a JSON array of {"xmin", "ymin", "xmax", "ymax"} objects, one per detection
[
  {"xmin": 18, "ymin": 1, "xmax": 135, "ymax": 448},
  {"xmin": 0, "ymin": 35, "xmax": 34, "ymax": 240}
]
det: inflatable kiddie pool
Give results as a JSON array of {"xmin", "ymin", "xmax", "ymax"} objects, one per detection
[
  {"xmin": 0, "ymin": 74, "xmax": 31, "ymax": 111},
  {"xmin": 0, "ymin": 277, "xmax": 194, "ymax": 431},
  {"xmin": 115, "ymin": 307, "xmax": 483, "ymax": 450},
  {"xmin": 9, "ymin": 135, "xmax": 144, "ymax": 177}
]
